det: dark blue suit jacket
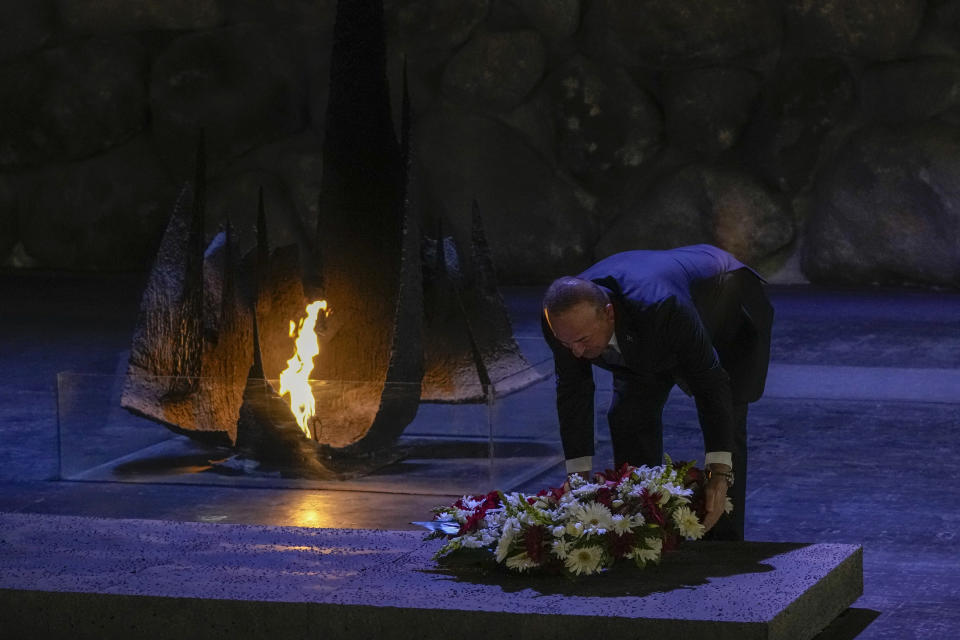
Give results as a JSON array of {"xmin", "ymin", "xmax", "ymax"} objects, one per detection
[{"xmin": 542, "ymin": 244, "xmax": 773, "ymax": 463}]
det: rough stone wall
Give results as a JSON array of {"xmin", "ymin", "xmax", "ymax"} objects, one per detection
[{"xmin": 0, "ymin": 0, "xmax": 957, "ymax": 287}]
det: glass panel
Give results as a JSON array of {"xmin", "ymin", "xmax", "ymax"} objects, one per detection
[
  {"xmin": 487, "ymin": 356, "xmax": 564, "ymax": 492},
  {"xmin": 57, "ymin": 372, "xmax": 173, "ymax": 480},
  {"xmin": 56, "ymin": 366, "xmax": 565, "ymax": 496}
]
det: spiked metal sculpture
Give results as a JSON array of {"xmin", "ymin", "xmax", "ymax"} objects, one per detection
[
  {"xmin": 121, "ymin": 0, "xmax": 544, "ymax": 475},
  {"xmin": 122, "ymin": 133, "xmax": 253, "ymax": 446}
]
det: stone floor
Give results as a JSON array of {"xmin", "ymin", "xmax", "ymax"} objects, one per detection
[{"xmin": 1, "ymin": 270, "xmax": 959, "ymax": 639}]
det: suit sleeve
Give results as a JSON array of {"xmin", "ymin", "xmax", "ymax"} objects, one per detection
[
  {"xmin": 658, "ymin": 297, "xmax": 735, "ymax": 454},
  {"xmin": 541, "ymin": 314, "xmax": 595, "ymax": 461}
]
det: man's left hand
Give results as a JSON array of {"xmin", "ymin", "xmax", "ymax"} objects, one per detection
[{"xmin": 701, "ymin": 465, "xmax": 731, "ymax": 533}]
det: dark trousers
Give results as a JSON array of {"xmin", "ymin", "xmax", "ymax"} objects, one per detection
[{"xmin": 607, "ymin": 372, "xmax": 748, "ymax": 540}]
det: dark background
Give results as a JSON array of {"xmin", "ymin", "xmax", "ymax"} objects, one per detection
[{"xmin": 1, "ymin": 0, "xmax": 958, "ymax": 287}]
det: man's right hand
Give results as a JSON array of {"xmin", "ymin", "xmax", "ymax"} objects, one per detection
[{"xmin": 701, "ymin": 464, "xmax": 733, "ymax": 533}]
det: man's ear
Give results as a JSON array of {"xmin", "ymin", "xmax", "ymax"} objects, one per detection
[{"xmin": 604, "ymin": 303, "xmax": 614, "ymax": 322}]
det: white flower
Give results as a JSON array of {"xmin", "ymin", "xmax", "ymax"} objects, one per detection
[
  {"xmin": 495, "ymin": 518, "xmax": 521, "ymax": 562},
  {"xmin": 483, "ymin": 510, "xmax": 505, "ymax": 528},
  {"xmin": 624, "ymin": 484, "xmax": 645, "ymax": 499},
  {"xmin": 571, "ymin": 483, "xmax": 601, "ymax": 498},
  {"xmin": 504, "ymin": 493, "xmax": 524, "ymax": 508},
  {"xmin": 564, "ymin": 545, "xmax": 604, "ymax": 575},
  {"xmin": 551, "ymin": 538, "xmax": 572, "ymax": 559},
  {"xmin": 672, "ymin": 506, "xmax": 705, "ymax": 540},
  {"xmin": 646, "ymin": 537, "xmax": 663, "ymax": 554},
  {"xmin": 461, "ymin": 534, "xmax": 488, "ymax": 548},
  {"xmin": 435, "ymin": 512, "xmax": 454, "ymax": 522},
  {"xmin": 611, "ymin": 499, "xmax": 624, "ymax": 508},
  {"xmin": 495, "ymin": 533, "xmax": 514, "ymax": 562},
  {"xmin": 551, "ymin": 525, "xmax": 566, "ymax": 538},
  {"xmin": 573, "ymin": 502, "xmax": 615, "ymax": 531},
  {"xmin": 662, "ymin": 482, "xmax": 693, "ymax": 498},
  {"xmin": 505, "ymin": 552, "xmax": 539, "ymax": 572},
  {"xmin": 565, "ymin": 521, "xmax": 586, "ymax": 537},
  {"xmin": 611, "ymin": 514, "xmax": 632, "ymax": 534},
  {"xmin": 724, "ymin": 496, "xmax": 734, "ymax": 515}
]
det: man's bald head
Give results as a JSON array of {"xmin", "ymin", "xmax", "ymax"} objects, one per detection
[
  {"xmin": 542, "ymin": 277, "xmax": 609, "ymax": 317},
  {"xmin": 543, "ymin": 277, "xmax": 614, "ymax": 359}
]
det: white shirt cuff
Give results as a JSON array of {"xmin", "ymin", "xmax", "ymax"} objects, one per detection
[
  {"xmin": 705, "ymin": 451, "xmax": 732, "ymax": 469},
  {"xmin": 565, "ymin": 456, "xmax": 592, "ymax": 474}
]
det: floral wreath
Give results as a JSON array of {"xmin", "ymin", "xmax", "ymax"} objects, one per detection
[{"xmin": 418, "ymin": 458, "xmax": 732, "ymax": 576}]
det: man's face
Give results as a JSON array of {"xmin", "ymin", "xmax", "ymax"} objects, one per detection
[{"xmin": 545, "ymin": 301, "xmax": 615, "ymax": 360}]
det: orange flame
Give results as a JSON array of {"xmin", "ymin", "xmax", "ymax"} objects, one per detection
[{"xmin": 279, "ymin": 300, "xmax": 327, "ymax": 439}]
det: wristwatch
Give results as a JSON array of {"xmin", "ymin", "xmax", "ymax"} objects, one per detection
[{"xmin": 705, "ymin": 468, "xmax": 735, "ymax": 488}]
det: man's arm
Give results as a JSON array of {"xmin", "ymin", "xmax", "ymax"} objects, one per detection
[
  {"xmin": 541, "ymin": 314, "xmax": 595, "ymax": 473},
  {"xmin": 659, "ymin": 297, "xmax": 736, "ymax": 530},
  {"xmin": 659, "ymin": 296, "xmax": 735, "ymax": 454}
]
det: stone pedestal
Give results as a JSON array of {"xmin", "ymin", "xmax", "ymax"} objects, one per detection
[{"xmin": 0, "ymin": 512, "xmax": 861, "ymax": 639}]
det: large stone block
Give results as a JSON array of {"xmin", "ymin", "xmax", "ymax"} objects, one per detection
[
  {"xmin": 0, "ymin": 37, "xmax": 148, "ymax": 169},
  {"xmin": 57, "ymin": 0, "xmax": 225, "ymax": 32},
  {"xmin": 803, "ymin": 122, "xmax": 960, "ymax": 287},
  {"xmin": 384, "ymin": 0, "xmax": 489, "ymax": 52},
  {"xmin": 18, "ymin": 137, "xmax": 175, "ymax": 270},
  {"xmin": 0, "ymin": 512, "xmax": 863, "ymax": 640},
  {"xmin": 227, "ymin": 0, "xmax": 336, "ymax": 29},
  {"xmin": 596, "ymin": 165, "xmax": 793, "ymax": 266},
  {"xmin": 415, "ymin": 108, "xmax": 597, "ymax": 284},
  {"xmin": 860, "ymin": 56, "xmax": 960, "ymax": 123},
  {"xmin": 442, "ymin": 30, "xmax": 546, "ymax": 112},
  {"xmin": 0, "ymin": 1, "xmax": 53, "ymax": 63},
  {"xmin": 581, "ymin": 0, "xmax": 781, "ymax": 68},
  {"xmin": 704, "ymin": 168, "xmax": 795, "ymax": 266},
  {"xmin": 514, "ymin": 0, "xmax": 581, "ymax": 41},
  {"xmin": 741, "ymin": 57, "xmax": 856, "ymax": 193},
  {"xmin": 383, "ymin": 0, "xmax": 490, "ymax": 119},
  {"xmin": 150, "ymin": 26, "xmax": 308, "ymax": 176},
  {"xmin": 596, "ymin": 165, "xmax": 712, "ymax": 256},
  {"xmin": 661, "ymin": 66, "xmax": 761, "ymax": 159},
  {"xmin": 913, "ymin": 0, "xmax": 960, "ymax": 55},
  {"xmin": 783, "ymin": 0, "xmax": 925, "ymax": 60},
  {"xmin": 540, "ymin": 55, "xmax": 662, "ymax": 184}
]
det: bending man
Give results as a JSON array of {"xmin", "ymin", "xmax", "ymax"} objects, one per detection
[{"xmin": 542, "ymin": 244, "xmax": 773, "ymax": 540}]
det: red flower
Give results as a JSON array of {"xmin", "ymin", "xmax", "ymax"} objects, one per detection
[
  {"xmin": 457, "ymin": 510, "xmax": 483, "ymax": 536},
  {"xmin": 683, "ymin": 466, "xmax": 705, "ymax": 486},
  {"xmin": 598, "ymin": 463, "xmax": 633, "ymax": 485},
  {"xmin": 454, "ymin": 491, "xmax": 502, "ymax": 535},
  {"xmin": 537, "ymin": 484, "xmax": 567, "ymax": 501},
  {"xmin": 595, "ymin": 486, "xmax": 614, "ymax": 508},
  {"xmin": 606, "ymin": 531, "xmax": 636, "ymax": 558},
  {"xmin": 639, "ymin": 488, "xmax": 665, "ymax": 527},
  {"xmin": 523, "ymin": 525, "xmax": 546, "ymax": 563}
]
